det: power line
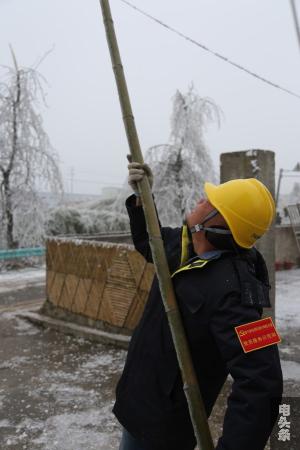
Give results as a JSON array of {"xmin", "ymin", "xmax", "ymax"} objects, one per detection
[{"xmin": 119, "ymin": 0, "xmax": 300, "ymax": 100}]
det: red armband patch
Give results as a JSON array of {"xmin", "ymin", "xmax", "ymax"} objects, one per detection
[{"xmin": 235, "ymin": 317, "xmax": 281, "ymax": 353}]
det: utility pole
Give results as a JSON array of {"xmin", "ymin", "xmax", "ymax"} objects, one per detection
[
  {"xmin": 275, "ymin": 168, "xmax": 283, "ymax": 208},
  {"xmin": 70, "ymin": 167, "xmax": 74, "ymax": 194},
  {"xmin": 290, "ymin": 0, "xmax": 300, "ymax": 53}
]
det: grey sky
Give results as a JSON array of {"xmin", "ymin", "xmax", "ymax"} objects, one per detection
[{"xmin": 1, "ymin": 0, "xmax": 300, "ymax": 195}]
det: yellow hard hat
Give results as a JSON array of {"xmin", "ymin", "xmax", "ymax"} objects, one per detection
[{"xmin": 204, "ymin": 178, "xmax": 275, "ymax": 248}]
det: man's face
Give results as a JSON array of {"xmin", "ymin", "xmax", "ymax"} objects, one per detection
[{"xmin": 186, "ymin": 197, "xmax": 215, "ymax": 228}]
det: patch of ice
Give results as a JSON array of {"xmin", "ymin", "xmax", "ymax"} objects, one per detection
[
  {"xmin": 80, "ymin": 351, "xmax": 126, "ymax": 375},
  {"xmin": 16, "ymin": 417, "xmax": 44, "ymax": 433},
  {"xmin": 0, "ymin": 419, "xmax": 11, "ymax": 428},
  {"xmin": 14, "ymin": 317, "xmax": 41, "ymax": 335},
  {"xmin": 74, "ymin": 337, "xmax": 86, "ymax": 345},
  {"xmin": 17, "ymin": 431, "xmax": 27, "ymax": 441},
  {"xmin": 31, "ymin": 407, "xmax": 121, "ymax": 450},
  {"xmin": 46, "ymin": 383, "xmax": 99, "ymax": 408},
  {"xmin": 37, "ymin": 369, "xmax": 81, "ymax": 383},
  {"xmin": 5, "ymin": 436, "xmax": 18, "ymax": 446},
  {"xmin": 1, "ymin": 310, "xmax": 19, "ymax": 320},
  {"xmin": 0, "ymin": 356, "xmax": 30, "ymax": 369},
  {"xmin": 0, "ymin": 363, "xmax": 10, "ymax": 370},
  {"xmin": 2, "ymin": 419, "xmax": 45, "ymax": 449},
  {"xmin": 81, "ymin": 353, "xmax": 114, "ymax": 369}
]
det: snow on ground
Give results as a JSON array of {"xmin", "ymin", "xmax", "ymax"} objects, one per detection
[
  {"xmin": 0, "ymin": 266, "xmax": 45, "ymax": 293},
  {"xmin": 274, "ymin": 268, "xmax": 300, "ymax": 385},
  {"xmin": 280, "ymin": 360, "xmax": 300, "ymax": 381},
  {"xmin": 0, "ymin": 313, "xmax": 126, "ymax": 450},
  {"xmin": 276, "ymin": 268, "xmax": 300, "ymax": 330},
  {"xmin": 0, "ymin": 267, "xmax": 299, "ymax": 449}
]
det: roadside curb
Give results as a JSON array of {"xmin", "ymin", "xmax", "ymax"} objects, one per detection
[{"xmin": 18, "ymin": 310, "xmax": 130, "ymax": 349}]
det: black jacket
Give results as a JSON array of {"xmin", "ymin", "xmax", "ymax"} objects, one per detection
[{"xmin": 113, "ymin": 195, "xmax": 283, "ymax": 450}]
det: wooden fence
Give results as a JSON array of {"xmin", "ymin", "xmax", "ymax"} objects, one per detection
[{"xmin": 45, "ymin": 237, "xmax": 154, "ymax": 333}]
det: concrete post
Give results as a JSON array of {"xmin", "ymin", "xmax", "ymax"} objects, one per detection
[{"xmin": 220, "ymin": 150, "xmax": 276, "ymax": 321}]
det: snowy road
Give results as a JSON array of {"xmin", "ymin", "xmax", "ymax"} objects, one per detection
[
  {"xmin": 0, "ymin": 267, "xmax": 125, "ymax": 450},
  {"xmin": 0, "ymin": 267, "xmax": 45, "ymax": 310},
  {"xmin": 0, "ymin": 310, "xmax": 126, "ymax": 450},
  {"xmin": 0, "ymin": 267, "xmax": 45, "ymax": 294},
  {"xmin": 0, "ymin": 267, "xmax": 299, "ymax": 449}
]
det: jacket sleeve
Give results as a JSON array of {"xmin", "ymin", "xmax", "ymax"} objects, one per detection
[
  {"xmin": 210, "ymin": 294, "xmax": 283, "ymax": 450},
  {"xmin": 125, "ymin": 194, "xmax": 180, "ymax": 266}
]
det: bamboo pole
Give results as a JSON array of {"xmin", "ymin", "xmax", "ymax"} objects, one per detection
[{"xmin": 98, "ymin": 1, "xmax": 214, "ymax": 449}]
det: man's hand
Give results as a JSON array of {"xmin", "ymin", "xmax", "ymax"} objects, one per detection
[{"xmin": 127, "ymin": 154, "xmax": 153, "ymax": 195}]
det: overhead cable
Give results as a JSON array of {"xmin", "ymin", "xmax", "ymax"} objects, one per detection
[{"xmin": 119, "ymin": 0, "xmax": 300, "ymax": 100}]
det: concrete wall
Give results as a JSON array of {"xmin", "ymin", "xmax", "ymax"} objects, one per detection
[{"xmin": 220, "ymin": 150, "xmax": 276, "ymax": 317}]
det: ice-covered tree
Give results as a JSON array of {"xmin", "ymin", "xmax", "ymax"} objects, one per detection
[
  {"xmin": 0, "ymin": 48, "xmax": 62, "ymax": 248},
  {"xmin": 145, "ymin": 85, "xmax": 220, "ymax": 226},
  {"xmin": 46, "ymin": 197, "xmax": 125, "ymax": 236},
  {"xmin": 71, "ymin": 85, "xmax": 220, "ymax": 234}
]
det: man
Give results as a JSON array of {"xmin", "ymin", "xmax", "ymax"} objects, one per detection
[{"xmin": 113, "ymin": 161, "xmax": 283, "ymax": 450}]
